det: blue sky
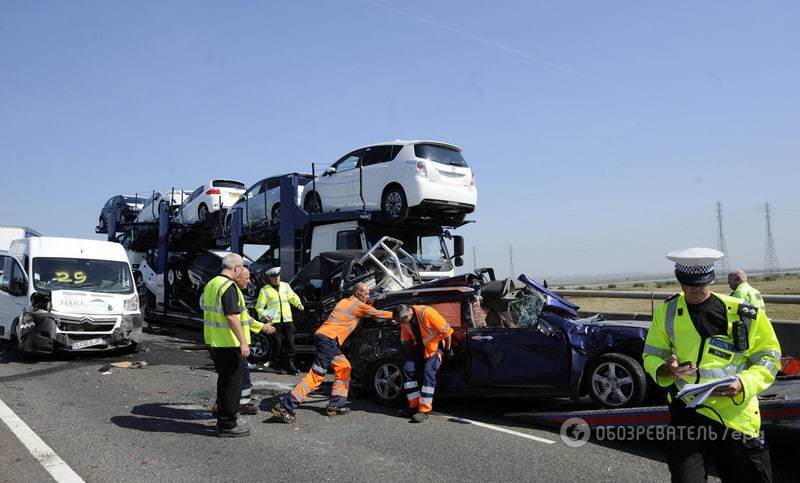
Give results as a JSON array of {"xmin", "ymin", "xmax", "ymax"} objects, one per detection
[{"xmin": 1, "ymin": 1, "xmax": 798, "ymax": 278}]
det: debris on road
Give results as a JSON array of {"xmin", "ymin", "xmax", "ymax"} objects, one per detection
[{"xmin": 111, "ymin": 361, "xmax": 148, "ymax": 369}]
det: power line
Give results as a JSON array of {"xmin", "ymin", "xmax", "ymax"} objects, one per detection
[
  {"xmin": 715, "ymin": 202, "xmax": 730, "ymax": 274},
  {"xmin": 764, "ymin": 202, "xmax": 780, "ymax": 277}
]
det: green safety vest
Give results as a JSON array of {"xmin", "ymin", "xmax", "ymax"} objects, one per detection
[
  {"xmin": 731, "ymin": 282, "xmax": 766, "ymax": 312},
  {"xmin": 643, "ymin": 292, "xmax": 781, "ymax": 437},
  {"xmin": 255, "ymin": 282, "xmax": 300, "ymax": 323},
  {"xmin": 202, "ymin": 275, "xmax": 261, "ymax": 347}
]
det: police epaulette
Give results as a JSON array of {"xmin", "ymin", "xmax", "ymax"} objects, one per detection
[
  {"xmin": 665, "ymin": 293, "xmax": 680, "ymax": 302},
  {"xmin": 737, "ymin": 303, "xmax": 758, "ymax": 319}
]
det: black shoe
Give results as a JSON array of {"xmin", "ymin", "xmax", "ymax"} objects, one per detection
[
  {"xmin": 239, "ymin": 403, "xmax": 258, "ymax": 415},
  {"xmin": 397, "ymin": 407, "xmax": 417, "ymax": 418},
  {"xmin": 271, "ymin": 403, "xmax": 296, "ymax": 423},
  {"xmin": 286, "ymin": 361, "xmax": 299, "ymax": 376},
  {"xmin": 326, "ymin": 405, "xmax": 351, "ymax": 417},
  {"xmin": 411, "ymin": 412, "xmax": 429, "ymax": 423},
  {"xmin": 217, "ymin": 426, "xmax": 250, "ymax": 437}
]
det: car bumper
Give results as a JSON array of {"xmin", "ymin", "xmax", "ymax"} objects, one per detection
[
  {"xmin": 18, "ymin": 312, "xmax": 143, "ymax": 354},
  {"xmin": 406, "ymin": 178, "xmax": 477, "ymax": 214}
]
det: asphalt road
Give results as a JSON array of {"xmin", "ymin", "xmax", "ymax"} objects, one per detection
[{"xmin": 0, "ymin": 326, "xmax": 797, "ymax": 483}]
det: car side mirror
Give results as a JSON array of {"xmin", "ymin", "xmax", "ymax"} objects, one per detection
[
  {"xmin": 454, "ymin": 256, "xmax": 464, "ymax": 267},
  {"xmin": 453, "ymin": 235, "xmax": 464, "ymax": 257},
  {"xmin": 324, "ymin": 167, "xmax": 336, "ymax": 176},
  {"xmin": 538, "ymin": 319, "xmax": 555, "ymax": 337}
]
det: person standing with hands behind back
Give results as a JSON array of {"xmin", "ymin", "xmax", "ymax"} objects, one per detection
[{"xmin": 202, "ymin": 253, "xmax": 255, "ymax": 437}]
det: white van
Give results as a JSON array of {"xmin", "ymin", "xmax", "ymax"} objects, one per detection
[
  {"xmin": 0, "ymin": 225, "xmax": 40, "ymax": 252},
  {"xmin": 0, "ymin": 237, "xmax": 142, "ymax": 354}
]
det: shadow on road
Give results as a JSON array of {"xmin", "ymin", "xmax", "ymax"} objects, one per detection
[{"xmin": 111, "ymin": 402, "xmax": 217, "ymax": 437}]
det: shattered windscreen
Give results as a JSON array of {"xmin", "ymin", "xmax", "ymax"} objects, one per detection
[{"xmin": 507, "ymin": 292, "xmax": 546, "ymax": 328}]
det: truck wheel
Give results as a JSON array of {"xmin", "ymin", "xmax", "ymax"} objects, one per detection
[
  {"xmin": 304, "ymin": 192, "xmax": 322, "ymax": 214},
  {"xmin": 381, "ymin": 186, "xmax": 407, "ymax": 219},
  {"xmin": 587, "ymin": 353, "xmax": 647, "ymax": 408},
  {"xmin": 370, "ymin": 358, "xmax": 405, "ymax": 406}
]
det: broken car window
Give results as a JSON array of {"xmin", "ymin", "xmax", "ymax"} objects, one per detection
[{"xmin": 508, "ymin": 292, "xmax": 546, "ymax": 329}]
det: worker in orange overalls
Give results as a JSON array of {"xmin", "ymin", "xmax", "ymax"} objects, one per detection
[
  {"xmin": 393, "ymin": 303, "xmax": 453, "ymax": 423},
  {"xmin": 272, "ymin": 282, "xmax": 393, "ymax": 422}
]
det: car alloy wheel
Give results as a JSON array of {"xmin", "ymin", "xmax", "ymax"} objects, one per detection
[
  {"xmin": 590, "ymin": 361, "xmax": 635, "ymax": 407},
  {"xmin": 304, "ymin": 193, "xmax": 322, "ymax": 214},
  {"xmin": 249, "ymin": 333, "xmax": 270, "ymax": 364},
  {"xmin": 198, "ymin": 204, "xmax": 208, "ymax": 223},
  {"xmin": 99, "ymin": 216, "xmax": 106, "ymax": 230},
  {"xmin": 381, "ymin": 187, "xmax": 407, "ymax": 219},
  {"xmin": 373, "ymin": 361, "xmax": 403, "ymax": 402},
  {"xmin": 271, "ymin": 203, "xmax": 281, "ymax": 224}
]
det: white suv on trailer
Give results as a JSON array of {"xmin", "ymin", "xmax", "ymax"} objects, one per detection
[{"xmin": 303, "ymin": 140, "xmax": 477, "ymax": 220}]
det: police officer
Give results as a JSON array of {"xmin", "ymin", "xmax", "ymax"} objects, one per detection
[
  {"xmin": 728, "ymin": 269, "xmax": 766, "ymax": 312},
  {"xmin": 202, "ymin": 253, "xmax": 253, "ymax": 437},
  {"xmin": 255, "ymin": 266, "xmax": 304, "ymax": 375},
  {"xmin": 642, "ymin": 248, "xmax": 781, "ymax": 482}
]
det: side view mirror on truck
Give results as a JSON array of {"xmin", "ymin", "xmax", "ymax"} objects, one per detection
[{"xmin": 453, "ymin": 235, "xmax": 464, "ymax": 258}]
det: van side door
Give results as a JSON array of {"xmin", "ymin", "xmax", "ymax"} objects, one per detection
[{"xmin": 0, "ymin": 256, "xmax": 28, "ymax": 340}]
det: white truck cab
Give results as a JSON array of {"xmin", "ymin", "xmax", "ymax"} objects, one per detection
[
  {"xmin": 308, "ymin": 221, "xmax": 463, "ymax": 281},
  {"xmin": 0, "ymin": 225, "xmax": 40, "ymax": 252},
  {"xmin": 0, "ymin": 237, "xmax": 142, "ymax": 354}
]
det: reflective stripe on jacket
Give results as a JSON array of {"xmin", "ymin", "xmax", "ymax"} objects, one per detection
[
  {"xmin": 202, "ymin": 275, "xmax": 255, "ymax": 347},
  {"xmin": 255, "ymin": 281, "xmax": 301, "ymax": 323},
  {"xmin": 642, "ymin": 292, "xmax": 781, "ymax": 437},
  {"xmin": 315, "ymin": 296, "xmax": 393, "ymax": 345},
  {"xmin": 400, "ymin": 305, "xmax": 454, "ymax": 359},
  {"xmin": 731, "ymin": 282, "xmax": 766, "ymax": 312}
]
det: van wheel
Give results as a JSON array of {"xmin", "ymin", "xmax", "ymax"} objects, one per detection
[
  {"xmin": 304, "ymin": 192, "xmax": 322, "ymax": 214},
  {"xmin": 271, "ymin": 203, "xmax": 281, "ymax": 224},
  {"xmin": 198, "ymin": 204, "xmax": 209, "ymax": 223},
  {"xmin": 381, "ymin": 186, "xmax": 407, "ymax": 219},
  {"xmin": 587, "ymin": 353, "xmax": 647, "ymax": 408},
  {"xmin": 370, "ymin": 358, "xmax": 405, "ymax": 406}
]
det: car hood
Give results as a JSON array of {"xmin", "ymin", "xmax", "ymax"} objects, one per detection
[{"xmin": 517, "ymin": 274, "xmax": 580, "ymax": 317}]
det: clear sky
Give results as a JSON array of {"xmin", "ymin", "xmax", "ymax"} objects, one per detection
[{"xmin": 1, "ymin": 1, "xmax": 798, "ymax": 278}]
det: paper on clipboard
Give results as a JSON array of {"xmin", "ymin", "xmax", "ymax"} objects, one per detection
[
  {"xmin": 675, "ymin": 375, "xmax": 738, "ymax": 408},
  {"xmin": 264, "ymin": 308, "xmax": 279, "ymax": 320}
]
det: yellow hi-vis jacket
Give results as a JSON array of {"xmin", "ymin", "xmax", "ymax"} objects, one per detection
[
  {"xmin": 731, "ymin": 282, "xmax": 766, "ymax": 312},
  {"xmin": 255, "ymin": 281, "xmax": 302, "ymax": 323},
  {"xmin": 643, "ymin": 292, "xmax": 781, "ymax": 437},
  {"xmin": 202, "ymin": 275, "xmax": 263, "ymax": 347}
]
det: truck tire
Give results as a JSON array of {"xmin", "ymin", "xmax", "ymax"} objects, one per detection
[
  {"xmin": 586, "ymin": 353, "xmax": 647, "ymax": 408},
  {"xmin": 370, "ymin": 358, "xmax": 405, "ymax": 406}
]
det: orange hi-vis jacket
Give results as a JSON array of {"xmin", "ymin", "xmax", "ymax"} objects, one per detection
[
  {"xmin": 400, "ymin": 305, "xmax": 454, "ymax": 358},
  {"xmin": 315, "ymin": 296, "xmax": 393, "ymax": 345}
]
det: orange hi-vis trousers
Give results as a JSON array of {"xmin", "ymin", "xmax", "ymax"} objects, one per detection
[{"xmin": 282, "ymin": 334, "xmax": 351, "ymax": 412}]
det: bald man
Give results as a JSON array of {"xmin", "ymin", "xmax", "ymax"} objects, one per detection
[
  {"xmin": 728, "ymin": 269, "xmax": 766, "ymax": 311},
  {"xmin": 272, "ymin": 282, "xmax": 393, "ymax": 422}
]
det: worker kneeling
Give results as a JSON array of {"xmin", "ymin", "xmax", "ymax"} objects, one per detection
[
  {"xmin": 393, "ymin": 304, "xmax": 453, "ymax": 423},
  {"xmin": 272, "ymin": 282, "xmax": 393, "ymax": 422}
]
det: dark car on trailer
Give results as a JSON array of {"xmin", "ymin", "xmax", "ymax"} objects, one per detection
[
  {"xmin": 343, "ymin": 274, "xmax": 651, "ymax": 409},
  {"xmin": 97, "ymin": 195, "xmax": 146, "ymax": 233}
]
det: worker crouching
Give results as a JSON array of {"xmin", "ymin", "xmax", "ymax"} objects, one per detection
[{"xmin": 393, "ymin": 304, "xmax": 453, "ymax": 423}]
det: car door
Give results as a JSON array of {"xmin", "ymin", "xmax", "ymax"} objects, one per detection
[
  {"xmin": 240, "ymin": 182, "xmax": 262, "ymax": 226},
  {"xmin": 360, "ymin": 145, "xmax": 395, "ymax": 210},
  {"xmin": 317, "ymin": 150, "xmax": 361, "ymax": 210},
  {"xmin": 466, "ymin": 318, "xmax": 570, "ymax": 394},
  {"xmin": 261, "ymin": 178, "xmax": 280, "ymax": 222},
  {"xmin": 179, "ymin": 187, "xmax": 203, "ymax": 224},
  {"xmin": 0, "ymin": 256, "xmax": 28, "ymax": 340}
]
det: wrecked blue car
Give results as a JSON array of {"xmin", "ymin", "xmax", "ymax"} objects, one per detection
[{"xmin": 346, "ymin": 274, "xmax": 650, "ymax": 408}]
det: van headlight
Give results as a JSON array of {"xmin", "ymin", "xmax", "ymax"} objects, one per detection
[{"xmin": 124, "ymin": 295, "xmax": 139, "ymax": 312}]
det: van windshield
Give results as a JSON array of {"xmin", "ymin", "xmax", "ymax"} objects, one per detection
[{"xmin": 32, "ymin": 257, "xmax": 134, "ymax": 294}]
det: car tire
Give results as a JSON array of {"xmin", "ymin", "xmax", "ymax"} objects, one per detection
[
  {"xmin": 586, "ymin": 353, "xmax": 647, "ymax": 408},
  {"xmin": 381, "ymin": 186, "xmax": 408, "ymax": 219},
  {"xmin": 98, "ymin": 216, "xmax": 106, "ymax": 232},
  {"xmin": 369, "ymin": 358, "xmax": 405, "ymax": 406},
  {"xmin": 198, "ymin": 204, "xmax": 209, "ymax": 223},
  {"xmin": 271, "ymin": 203, "xmax": 281, "ymax": 224},
  {"xmin": 303, "ymin": 192, "xmax": 322, "ymax": 214},
  {"xmin": 249, "ymin": 332, "xmax": 272, "ymax": 364}
]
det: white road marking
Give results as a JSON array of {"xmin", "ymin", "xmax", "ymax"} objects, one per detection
[
  {"xmin": 432, "ymin": 411, "xmax": 556, "ymax": 445},
  {"xmin": 0, "ymin": 396, "xmax": 85, "ymax": 482}
]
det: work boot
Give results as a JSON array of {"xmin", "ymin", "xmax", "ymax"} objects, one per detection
[
  {"xmin": 286, "ymin": 360, "xmax": 299, "ymax": 376},
  {"xmin": 271, "ymin": 403, "xmax": 296, "ymax": 423},
  {"xmin": 210, "ymin": 404, "xmax": 218, "ymax": 418},
  {"xmin": 411, "ymin": 412, "xmax": 430, "ymax": 423},
  {"xmin": 325, "ymin": 405, "xmax": 351, "ymax": 417},
  {"xmin": 217, "ymin": 426, "xmax": 250, "ymax": 438},
  {"xmin": 239, "ymin": 403, "xmax": 258, "ymax": 415},
  {"xmin": 397, "ymin": 407, "xmax": 417, "ymax": 418}
]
